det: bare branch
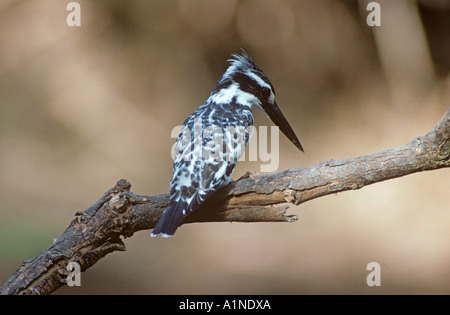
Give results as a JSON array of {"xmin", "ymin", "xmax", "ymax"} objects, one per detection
[{"xmin": 1, "ymin": 108, "xmax": 448, "ymax": 295}]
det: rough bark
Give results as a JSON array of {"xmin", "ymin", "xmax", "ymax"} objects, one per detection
[{"xmin": 1, "ymin": 108, "xmax": 449, "ymax": 295}]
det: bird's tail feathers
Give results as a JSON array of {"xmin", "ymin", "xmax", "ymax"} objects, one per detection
[{"xmin": 151, "ymin": 201, "xmax": 187, "ymax": 238}]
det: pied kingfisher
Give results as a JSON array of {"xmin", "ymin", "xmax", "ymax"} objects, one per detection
[{"xmin": 151, "ymin": 48, "xmax": 303, "ymax": 237}]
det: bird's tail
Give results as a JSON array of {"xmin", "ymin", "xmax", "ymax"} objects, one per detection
[{"xmin": 150, "ymin": 201, "xmax": 187, "ymax": 238}]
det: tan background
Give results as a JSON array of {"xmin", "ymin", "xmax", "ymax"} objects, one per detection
[{"xmin": 0, "ymin": 0, "xmax": 449, "ymax": 294}]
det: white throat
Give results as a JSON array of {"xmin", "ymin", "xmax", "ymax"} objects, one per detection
[{"xmin": 209, "ymin": 83, "xmax": 262, "ymax": 110}]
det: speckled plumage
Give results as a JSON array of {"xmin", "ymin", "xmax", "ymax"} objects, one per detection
[{"xmin": 151, "ymin": 49, "xmax": 303, "ymax": 237}]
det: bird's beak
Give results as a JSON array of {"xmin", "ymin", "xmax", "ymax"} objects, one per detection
[{"xmin": 264, "ymin": 101, "xmax": 304, "ymax": 152}]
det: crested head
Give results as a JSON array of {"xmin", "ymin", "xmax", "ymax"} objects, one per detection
[
  {"xmin": 209, "ymin": 48, "xmax": 304, "ymax": 153},
  {"xmin": 209, "ymin": 48, "xmax": 276, "ymax": 109},
  {"xmin": 224, "ymin": 48, "xmax": 265, "ymax": 81}
]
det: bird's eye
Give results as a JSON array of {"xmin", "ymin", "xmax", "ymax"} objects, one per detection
[{"xmin": 262, "ymin": 88, "xmax": 271, "ymax": 99}]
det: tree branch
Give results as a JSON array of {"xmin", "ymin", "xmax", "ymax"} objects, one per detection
[{"xmin": 1, "ymin": 108, "xmax": 449, "ymax": 295}]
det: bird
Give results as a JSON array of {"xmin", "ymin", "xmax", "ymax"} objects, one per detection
[{"xmin": 151, "ymin": 48, "xmax": 304, "ymax": 238}]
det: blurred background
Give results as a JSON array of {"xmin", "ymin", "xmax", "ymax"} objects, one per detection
[{"xmin": 0, "ymin": 0, "xmax": 449, "ymax": 294}]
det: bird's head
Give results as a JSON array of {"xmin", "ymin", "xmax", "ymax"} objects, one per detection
[{"xmin": 210, "ymin": 48, "xmax": 304, "ymax": 152}]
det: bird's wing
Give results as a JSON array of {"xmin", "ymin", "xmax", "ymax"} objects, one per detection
[{"xmin": 151, "ymin": 109, "xmax": 252, "ymax": 237}]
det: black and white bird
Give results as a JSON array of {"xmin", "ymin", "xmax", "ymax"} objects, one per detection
[{"xmin": 151, "ymin": 49, "xmax": 303, "ymax": 237}]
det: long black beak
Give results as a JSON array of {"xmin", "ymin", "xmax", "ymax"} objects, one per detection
[{"xmin": 263, "ymin": 101, "xmax": 304, "ymax": 152}]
